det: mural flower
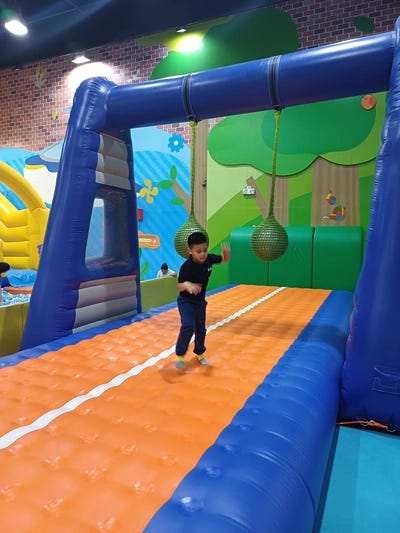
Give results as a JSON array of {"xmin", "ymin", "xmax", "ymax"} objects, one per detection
[{"xmin": 139, "ymin": 178, "xmax": 158, "ymax": 204}]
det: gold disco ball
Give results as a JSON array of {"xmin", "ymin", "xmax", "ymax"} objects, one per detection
[
  {"xmin": 174, "ymin": 214, "xmax": 209, "ymax": 259},
  {"xmin": 251, "ymin": 214, "xmax": 288, "ymax": 262}
]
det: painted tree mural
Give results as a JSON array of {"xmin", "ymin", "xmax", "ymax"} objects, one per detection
[{"xmin": 208, "ymin": 92, "xmax": 386, "ymax": 227}]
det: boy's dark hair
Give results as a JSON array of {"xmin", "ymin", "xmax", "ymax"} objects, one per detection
[
  {"xmin": 188, "ymin": 232, "xmax": 207, "ymax": 248},
  {"xmin": 161, "ymin": 262, "xmax": 168, "ymax": 270},
  {"xmin": 0, "ymin": 262, "xmax": 10, "ymax": 274}
]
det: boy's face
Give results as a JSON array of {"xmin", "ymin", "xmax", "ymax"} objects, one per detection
[
  {"xmin": 161, "ymin": 268, "xmax": 168, "ymax": 274},
  {"xmin": 189, "ymin": 242, "xmax": 208, "ymax": 264}
]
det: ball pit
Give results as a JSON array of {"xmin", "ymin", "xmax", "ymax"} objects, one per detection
[{"xmin": 0, "ymin": 290, "xmax": 31, "ymax": 307}]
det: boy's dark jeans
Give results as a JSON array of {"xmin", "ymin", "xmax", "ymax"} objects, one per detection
[{"xmin": 176, "ymin": 296, "xmax": 207, "ymax": 356}]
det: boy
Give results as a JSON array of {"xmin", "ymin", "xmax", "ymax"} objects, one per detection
[{"xmin": 175, "ymin": 232, "xmax": 230, "ymax": 369}]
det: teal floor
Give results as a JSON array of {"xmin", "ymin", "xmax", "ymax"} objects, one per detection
[{"xmin": 315, "ymin": 426, "xmax": 400, "ymax": 532}]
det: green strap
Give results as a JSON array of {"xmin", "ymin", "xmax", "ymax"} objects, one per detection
[
  {"xmin": 268, "ymin": 109, "xmax": 281, "ymax": 217},
  {"xmin": 189, "ymin": 120, "xmax": 197, "ymax": 216}
]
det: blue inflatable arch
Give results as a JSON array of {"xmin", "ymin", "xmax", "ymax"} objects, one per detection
[{"xmin": 22, "ymin": 20, "xmax": 400, "ymax": 437}]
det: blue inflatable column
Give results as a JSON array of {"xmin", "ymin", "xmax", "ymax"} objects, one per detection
[{"xmin": 339, "ymin": 18, "xmax": 400, "ymax": 431}]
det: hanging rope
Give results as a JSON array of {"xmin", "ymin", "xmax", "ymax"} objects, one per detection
[
  {"xmin": 189, "ymin": 120, "xmax": 197, "ymax": 215},
  {"xmin": 250, "ymin": 108, "xmax": 288, "ymax": 262},
  {"xmin": 268, "ymin": 109, "xmax": 281, "ymax": 218},
  {"xmin": 174, "ymin": 119, "xmax": 208, "ymax": 258}
]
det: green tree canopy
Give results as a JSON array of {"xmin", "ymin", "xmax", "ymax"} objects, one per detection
[{"xmin": 208, "ymin": 93, "xmax": 385, "ymax": 176}]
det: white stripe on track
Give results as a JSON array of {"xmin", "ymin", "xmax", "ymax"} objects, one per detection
[{"xmin": 0, "ymin": 286, "xmax": 285, "ymax": 449}]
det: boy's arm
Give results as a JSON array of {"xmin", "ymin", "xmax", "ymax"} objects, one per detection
[
  {"xmin": 178, "ymin": 281, "xmax": 202, "ymax": 294},
  {"xmin": 177, "ymin": 263, "xmax": 201, "ymax": 294}
]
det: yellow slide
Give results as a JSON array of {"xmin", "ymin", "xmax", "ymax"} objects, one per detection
[{"xmin": 0, "ymin": 161, "xmax": 49, "ymax": 269}]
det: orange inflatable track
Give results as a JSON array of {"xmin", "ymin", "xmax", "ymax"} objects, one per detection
[{"xmin": 0, "ymin": 285, "xmax": 331, "ymax": 532}]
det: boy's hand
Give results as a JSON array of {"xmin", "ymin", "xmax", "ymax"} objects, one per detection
[
  {"xmin": 185, "ymin": 281, "xmax": 202, "ymax": 295},
  {"xmin": 221, "ymin": 243, "xmax": 231, "ymax": 263}
]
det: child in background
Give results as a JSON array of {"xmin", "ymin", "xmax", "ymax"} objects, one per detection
[
  {"xmin": 175, "ymin": 232, "xmax": 230, "ymax": 369},
  {"xmin": 0, "ymin": 262, "xmax": 11, "ymax": 288},
  {"xmin": 0, "ymin": 261, "xmax": 10, "ymax": 304},
  {"xmin": 157, "ymin": 262, "xmax": 177, "ymax": 278}
]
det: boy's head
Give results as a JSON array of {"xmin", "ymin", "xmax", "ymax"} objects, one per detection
[
  {"xmin": 160, "ymin": 262, "xmax": 168, "ymax": 273},
  {"xmin": 187, "ymin": 232, "xmax": 208, "ymax": 248},
  {"xmin": 187, "ymin": 232, "xmax": 208, "ymax": 264},
  {"xmin": 0, "ymin": 262, "xmax": 10, "ymax": 277}
]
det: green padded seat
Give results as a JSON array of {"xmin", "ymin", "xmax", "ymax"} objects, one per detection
[
  {"xmin": 230, "ymin": 227, "xmax": 268, "ymax": 285},
  {"xmin": 312, "ymin": 226, "xmax": 363, "ymax": 291},
  {"xmin": 269, "ymin": 226, "xmax": 314, "ymax": 288}
]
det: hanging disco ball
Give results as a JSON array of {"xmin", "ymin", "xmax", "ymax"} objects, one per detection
[
  {"xmin": 174, "ymin": 214, "xmax": 209, "ymax": 258},
  {"xmin": 251, "ymin": 214, "xmax": 288, "ymax": 262}
]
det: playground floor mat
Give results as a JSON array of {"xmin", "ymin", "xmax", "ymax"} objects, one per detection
[
  {"xmin": 0, "ymin": 285, "xmax": 331, "ymax": 531},
  {"xmin": 315, "ymin": 425, "xmax": 400, "ymax": 533},
  {"xmin": 1, "ymin": 284, "xmax": 398, "ymax": 531}
]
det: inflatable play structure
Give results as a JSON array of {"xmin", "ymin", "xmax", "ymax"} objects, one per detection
[
  {"xmin": 2, "ymin": 17, "xmax": 397, "ymax": 532},
  {"xmin": 0, "ymin": 161, "xmax": 48, "ymax": 269}
]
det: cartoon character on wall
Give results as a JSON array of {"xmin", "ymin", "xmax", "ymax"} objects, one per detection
[
  {"xmin": 323, "ymin": 189, "xmax": 346, "ymax": 221},
  {"xmin": 330, "ymin": 204, "xmax": 346, "ymax": 221},
  {"xmin": 326, "ymin": 190, "xmax": 336, "ymax": 206}
]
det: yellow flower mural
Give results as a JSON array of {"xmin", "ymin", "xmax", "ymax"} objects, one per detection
[{"xmin": 139, "ymin": 178, "xmax": 158, "ymax": 204}]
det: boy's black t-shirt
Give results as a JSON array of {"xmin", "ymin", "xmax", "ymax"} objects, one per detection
[{"xmin": 178, "ymin": 254, "xmax": 222, "ymax": 300}]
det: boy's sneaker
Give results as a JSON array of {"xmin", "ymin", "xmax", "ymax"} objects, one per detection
[
  {"xmin": 196, "ymin": 355, "xmax": 209, "ymax": 366},
  {"xmin": 175, "ymin": 357, "xmax": 185, "ymax": 369}
]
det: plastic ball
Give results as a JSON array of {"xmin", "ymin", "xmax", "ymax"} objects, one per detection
[
  {"xmin": 174, "ymin": 214, "xmax": 209, "ymax": 258},
  {"xmin": 251, "ymin": 215, "xmax": 288, "ymax": 262}
]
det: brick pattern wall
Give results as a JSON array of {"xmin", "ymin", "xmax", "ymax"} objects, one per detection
[
  {"xmin": 289, "ymin": 0, "xmax": 397, "ymax": 48},
  {"xmin": 0, "ymin": 0, "xmax": 398, "ymax": 151}
]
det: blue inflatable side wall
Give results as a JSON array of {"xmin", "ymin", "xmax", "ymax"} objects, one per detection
[
  {"xmin": 339, "ymin": 19, "xmax": 400, "ymax": 430},
  {"xmin": 21, "ymin": 78, "xmax": 141, "ymax": 349},
  {"xmin": 144, "ymin": 291, "xmax": 353, "ymax": 533}
]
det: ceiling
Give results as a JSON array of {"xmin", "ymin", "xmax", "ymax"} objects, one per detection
[{"xmin": 0, "ymin": 0, "xmax": 273, "ymax": 70}]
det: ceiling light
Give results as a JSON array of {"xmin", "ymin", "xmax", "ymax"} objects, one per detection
[
  {"xmin": 176, "ymin": 27, "xmax": 187, "ymax": 33},
  {"xmin": 176, "ymin": 34, "xmax": 203, "ymax": 53},
  {"xmin": 4, "ymin": 18, "xmax": 28, "ymax": 36},
  {"xmin": 72, "ymin": 53, "xmax": 90, "ymax": 65}
]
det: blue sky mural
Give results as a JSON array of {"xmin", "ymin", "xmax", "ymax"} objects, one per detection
[{"xmin": 0, "ymin": 126, "xmax": 191, "ymax": 280}]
